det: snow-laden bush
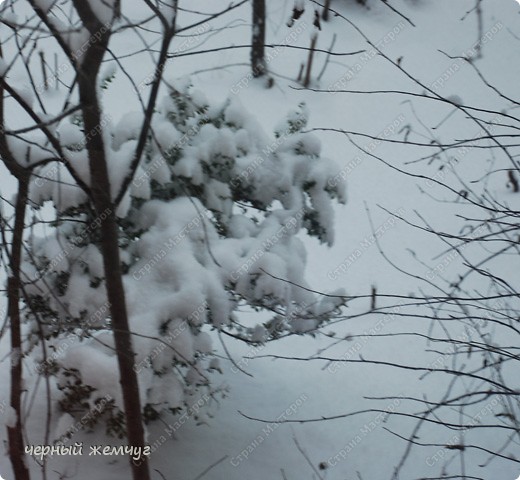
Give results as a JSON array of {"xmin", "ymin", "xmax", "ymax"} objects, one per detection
[{"xmin": 24, "ymin": 80, "xmax": 346, "ymax": 434}]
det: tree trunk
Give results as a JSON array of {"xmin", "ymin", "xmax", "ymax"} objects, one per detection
[
  {"xmin": 71, "ymin": 1, "xmax": 151, "ymax": 476},
  {"xmin": 0, "ymin": 44, "xmax": 31, "ymax": 476},
  {"xmin": 304, "ymin": 32, "xmax": 318, "ymax": 88},
  {"xmin": 74, "ymin": 14, "xmax": 151, "ymax": 476},
  {"xmin": 251, "ymin": 0, "xmax": 266, "ymax": 77},
  {"xmin": 322, "ymin": 0, "xmax": 332, "ymax": 21},
  {"xmin": 6, "ymin": 176, "xmax": 31, "ymax": 480},
  {"xmin": 77, "ymin": 77, "xmax": 151, "ymax": 480}
]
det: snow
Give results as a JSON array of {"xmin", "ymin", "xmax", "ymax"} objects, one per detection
[
  {"xmin": 32, "ymin": 0, "xmax": 54, "ymax": 14},
  {"xmin": 193, "ymin": 332, "xmax": 212, "ymax": 354},
  {"xmin": 0, "ymin": 11, "xmax": 19, "ymax": 28},
  {"xmin": 29, "ymin": 161, "xmax": 88, "ymax": 211},
  {"xmin": 53, "ymin": 413, "xmax": 76, "ymax": 442},
  {"xmin": 151, "ymin": 118, "xmax": 182, "ymax": 154},
  {"xmin": 61, "ymin": 344, "xmax": 123, "ymax": 409},
  {"xmin": 0, "ymin": 58, "xmax": 8, "ymax": 76},
  {"xmin": 112, "ymin": 111, "xmax": 143, "ymax": 150},
  {"xmin": 148, "ymin": 372, "xmax": 184, "ymax": 411},
  {"xmin": 86, "ymin": 0, "xmax": 117, "ymax": 25},
  {"xmin": 3, "ymin": 406, "xmax": 17, "ymax": 429},
  {"xmin": 0, "ymin": 0, "xmax": 519, "ymax": 479},
  {"xmin": 38, "ymin": 237, "xmax": 70, "ymax": 273},
  {"xmin": 83, "ymin": 244, "xmax": 104, "ymax": 279},
  {"xmin": 59, "ymin": 122, "xmax": 85, "ymax": 148}
]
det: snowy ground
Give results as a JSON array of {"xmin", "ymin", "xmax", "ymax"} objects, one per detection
[{"xmin": 1, "ymin": 0, "xmax": 520, "ymax": 479}]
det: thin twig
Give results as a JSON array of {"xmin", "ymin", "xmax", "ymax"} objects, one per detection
[
  {"xmin": 292, "ymin": 433, "xmax": 324, "ymax": 480},
  {"xmin": 317, "ymin": 33, "xmax": 336, "ymax": 81},
  {"xmin": 192, "ymin": 455, "xmax": 228, "ymax": 480}
]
